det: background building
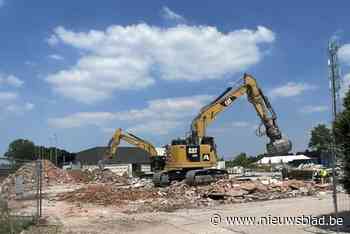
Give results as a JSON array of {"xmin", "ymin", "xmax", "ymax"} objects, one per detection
[
  {"xmin": 76, "ymin": 146, "xmax": 152, "ymax": 177},
  {"xmin": 257, "ymin": 154, "xmax": 311, "ymax": 165}
]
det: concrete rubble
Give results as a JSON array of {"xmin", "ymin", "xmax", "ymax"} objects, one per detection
[
  {"xmin": 57, "ymin": 177, "xmax": 331, "ymax": 213},
  {"xmin": 0, "ymin": 160, "xmax": 74, "ymax": 199},
  {"xmin": 0, "ymin": 160, "xmax": 333, "ymax": 213}
]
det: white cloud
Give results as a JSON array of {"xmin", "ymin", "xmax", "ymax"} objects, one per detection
[
  {"xmin": 5, "ymin": 102, "xmax": 35, "ymax": 113},
  {"xmin": 115, "ymin": 95, "xmax": 212, "ymax": 121},
  {"xmin": 47, "ymin": 34, "xmax": 59, "ymax": 46},
  {"xmin": 161, "ymin": 6, "xmax": 185, "ymax": 23},
  {"xmin": 299, "ymin": 105, "xmax": 328, "ymax": 114},
  {"xmin": 0, "ymin": 91, "xmax": 18, "ymax": 102},
  {"xmin": 0, "ymin": 74, "xmax": 33, "ymax": 115},
  {"xmin": 339, "ymin": 44, "xmax": 350, "ymax": 98},
  {"xmin": 340, "ymin": 73, "xmax": 350, "ymax": 98},
  {"xmin": 128, "ymin": 120, "xmax": 181, "ymax": 135},
  {"xmin": 338, "ymin": 44, "xmax": 350, "ymax": 99},
  {"xmin": 49, "ymin": 54, "xmax": 64, "ymax": 60},
  {"xmin": 24, "ymin": 102, "xmax": 35, "ymax": 110},
  {"xmin": 269, "ymin": 82, "xmax": 317, "ymax": 98},
  {"xmin": 0, "ymin": 92, "xmax": 34, "ymax": 114},
  {"xmin": 0, "ymin": 74, "xmax": 24, "ymax": 88},
  {"xmin": 48, "ymin": 95, "xmax": 212, "ymax": 135},
  {"xmin": 339, "ymin": 44, "xmax": 350, "ymax": 66},
  {"xmin": 46, "ymin": 24, "xmax": 275, "ymax": 103},
  {"xmin": 47, "ymin": 56, "xmax": 155, "ymax": 103},
  {"xmin": 48, "ymin": 112, "xmax": 116, "ymax": 128}
]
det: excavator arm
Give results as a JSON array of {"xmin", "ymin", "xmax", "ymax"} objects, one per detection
[
  {"xmin": 190, "ymin": 73, "xmax": 292, "ymax": 155},
  {"xmin": 106, "ymin": 128, "xmax": 158, "ymax": 159}
]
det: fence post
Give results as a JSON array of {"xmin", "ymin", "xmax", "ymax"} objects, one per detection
[{"xmin": 35, "ymin": 159, "xmax": 42, "ymax": 222}]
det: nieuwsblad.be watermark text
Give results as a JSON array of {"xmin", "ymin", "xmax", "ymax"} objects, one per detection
[{"xmin": 210, "ymin": 213, "xmax": 344, "ymax": 226}]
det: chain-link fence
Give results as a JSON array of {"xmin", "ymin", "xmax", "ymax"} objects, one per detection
[
  {"xmin": 333, "ymin": 156, "xmax": 350, "ymax": 233},
  {"xmin": 0, "ymin": 157, "xmax": 43, "ymax": 233}
]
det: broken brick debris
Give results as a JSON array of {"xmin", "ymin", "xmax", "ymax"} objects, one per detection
[
  {"xmin": 56, "ymin": 178, "xmax": 327, "ymax": 213},
  {"xmin": 0, "ymin": 160, "xmax": 332, "ymax": 214}
]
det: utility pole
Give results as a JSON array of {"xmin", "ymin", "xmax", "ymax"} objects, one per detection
[
  {"xmin": 49, "ymin": 136, "xmax": 53, "ymax": 164},
  {"xmin": 54, "ymin": 134, "xmax": 58, "ymax": 166},
  {"xmin": 328, "ymin": 37, "xmax": 341, "ymax": 227}
]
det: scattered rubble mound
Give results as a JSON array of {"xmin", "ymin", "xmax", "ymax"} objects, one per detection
[
  {"xmin": 58, "ymin": 184, "xmax": 161, "ymax": 206},
  {"xmin": 89, "ymin": 169, "xmax": 129, "ymax": 184},
  {"xmin": 2, "ymin": 160, "xmax": 332, "ymax": 213},
  {"xmin": 57, "ymin": 178, "xmax": 331, "ymax": 213},
  {"xmin": 0, "ymin": 160, "xmax": 75, "ymax": 199},
  {"xmin": 66, "ymin": 170, "xmax": 93, "ymax": 183},
  {"xmin": 66, "ymin": 168, "xmax": 130, "ymax": 184},
  {"xmin": 0, "ymin": 160, "xmax": 133, "ymax": 200},
  {"xmin": 42, "ymin": 160, "xmax": 75, "ymax": 184}
]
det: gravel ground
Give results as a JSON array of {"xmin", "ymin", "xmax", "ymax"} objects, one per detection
[{"xmin": 26, "ymin": 192, "xmax": 348, "ymax": 234}]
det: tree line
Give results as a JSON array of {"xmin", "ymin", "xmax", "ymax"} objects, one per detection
[{"xmin": 3, "ymin": 139, "xmax": 75, "ymax": 166}]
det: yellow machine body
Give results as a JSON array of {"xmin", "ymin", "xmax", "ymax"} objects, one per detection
[{"xmin": 165, "ymin": 144, "xmax": 217, "ymax": 170}]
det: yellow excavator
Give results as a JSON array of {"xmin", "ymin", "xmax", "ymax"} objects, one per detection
[
  {"xmin": 99, "ymin": 128, "xmax": 165, "ymax": 171},
  {"xmin": 104, "ymin": 73, "xmax": 292, "ymax": 186},
  {"xmin": 105, "ymin": 128, "xmax": 158, "ymax": 159},
  {"xmin": 153, "ymin": 73, "xmax": 292, "ymax": 186}
]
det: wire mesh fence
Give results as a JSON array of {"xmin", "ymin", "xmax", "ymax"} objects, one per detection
[
  {"xmin": 337, "ymin": 192, "xmax": 350, "ymax": 213},
  {"xmin": 331, "ymin": 154, "xmax": 350, "ymax": 233},
  {"xmin": 0, "ymin": 157, "xmax": 43, "ymax": 233}
]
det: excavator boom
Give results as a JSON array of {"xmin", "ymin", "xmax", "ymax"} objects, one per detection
[
  {"xmin": 106, "ymin": 128, "xmax": 158, "ymax": 159},
  {"xmin": 190, "ymin": 73, "xmax": 291, "ymax": 155}
]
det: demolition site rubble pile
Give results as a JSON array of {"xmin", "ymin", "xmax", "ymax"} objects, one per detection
[
  {"xmin": 57, "ymin": 177, "xmax": 332, "ymax": 213},
  {"xmin": 0, "ymin": 160, "xmax": 75, "ymax": 199},
  {"xmin": 0, "ymin": 160, "xmax": 332, "ymax": 213},
  {"xmin": 0, "ymin": 160, "xmax": 133, "ymax": 199},
  {"xmin": 88, "ymin": 169, "xmax": 129, "ymax": 184},
  {"xmin": 65, "ymin": 168, "xmax": 129, "ymax": 185}
]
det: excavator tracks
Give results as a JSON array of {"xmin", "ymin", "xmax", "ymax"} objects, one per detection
[{"xmin": 153, "ymin": 169, "xmax": 228, "ymax": 187}]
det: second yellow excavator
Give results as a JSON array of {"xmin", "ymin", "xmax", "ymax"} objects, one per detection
[{"xmin": 105, "ymin": 128, "xmax": 158, "ymax": 159}]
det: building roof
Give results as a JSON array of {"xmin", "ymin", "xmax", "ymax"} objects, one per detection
[
  {"xmin": 76, "ymin": 146, "xmax": 151, "ymax": 165},
  {"xmin": 257, "ymin": 154, "xmax": 310, "ymax": 164}
]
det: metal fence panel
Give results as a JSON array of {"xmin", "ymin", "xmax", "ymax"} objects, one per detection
[{"xmin": 0, "ymin": 157, "xmax": 42, "ymax": 232}]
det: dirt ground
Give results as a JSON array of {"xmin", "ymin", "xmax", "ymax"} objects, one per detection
[
  {"xmin": 21, "ymin": 191, "xmax": 349, "ymax": 234},
  {"xmin": 2, "ymin": 163, "xmax": 347, "ymax": 234}
]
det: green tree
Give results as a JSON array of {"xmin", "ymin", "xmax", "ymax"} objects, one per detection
[
  {"xmin": 233, "ymin": 153, "xmax": 249, "ymax": 167},
  {"xmin": 4, "ymin": 139, "xmax": 36, "ymax": 161},
  {"xmin": 217, "ymin": 156, "xmax": 224, "ymax": 161},
  {"xmin": 308, "ymin": 124, "xmax": 332, "ymax": 152},
  {"xmin": 334, "ymin": 89, "xmax": 350, "ymax": 194},
  {"xmin": 4, "ymin": 139, "xmax": 74, "ymax": 167},
  {"xmin": 226, "ymin": 152, "xmax": 257, "ymax": 167}
]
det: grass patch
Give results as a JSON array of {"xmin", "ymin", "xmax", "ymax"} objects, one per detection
[{"xmin": 0, "ymin": 199, "xmax": 35, "ymax": 234}]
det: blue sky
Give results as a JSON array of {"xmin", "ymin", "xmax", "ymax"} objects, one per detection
[{"xmin": 1, "ymin": 0, "xmax": 350, "ymax": 159}]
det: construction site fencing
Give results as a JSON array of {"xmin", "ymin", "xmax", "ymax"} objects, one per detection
[
  {"xmin": 334, "ymin": 157, "xmax": 350, "ymax": 233},
  {"xmin": 0, "ymin": 157, "xmax": 43, "ymax": 233}
]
